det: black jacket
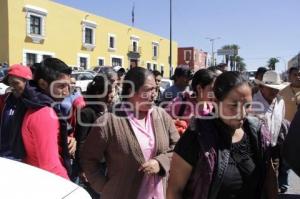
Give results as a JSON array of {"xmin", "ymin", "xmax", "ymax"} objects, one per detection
[{"xmin": 283, "ymin": 109, "xmax": 300, "ymax": 176}]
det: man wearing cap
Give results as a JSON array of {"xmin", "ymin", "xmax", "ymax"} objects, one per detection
[
  {"xmin": 252, "ymin": 70, "xmax": 290, "ymax": 193},
  {"xmin": 0, "ymin": 64, "xmax": 32, "ymax": 160},
  {"xmin": 160, "ymin": 66, "xmax": 192, "ymax": 105}
]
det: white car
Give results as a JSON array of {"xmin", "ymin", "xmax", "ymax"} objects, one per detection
[
  {"xmin": 0, "ymin": 83, "xmax": 9, "ymax": 95},
  {"xmin": 160, "ymin": 78, "xmax": 173, "ymax": 93},
  {"xmin": 0, "ymin": 157, "xmax": 91, "ymax": 199},
  {"xmin": 71, "ymin": 71, "xmax": 95, "ymax": 92}
]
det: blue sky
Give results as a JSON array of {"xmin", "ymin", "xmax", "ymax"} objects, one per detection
[{"xmin": 55, "ymin": 0, "xmax": 300, "ymax": 72}]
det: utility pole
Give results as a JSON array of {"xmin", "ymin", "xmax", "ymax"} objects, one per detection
[
  {"xmin": 206, "ymin": 37, "xmax": 221, "ymax": 66},
  {"xmin": 169, "ymin": 0, "xmax": 172, "ymax": 75}
]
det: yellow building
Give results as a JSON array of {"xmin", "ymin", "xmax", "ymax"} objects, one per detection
[{"xmin": 0, "ymin": 0, "xmax": 178, "ymax": 77}]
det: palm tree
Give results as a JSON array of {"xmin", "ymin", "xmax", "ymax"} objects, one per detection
[
  {"xmin": 221, "ymin": 45, "xmax": 232, "ymax": 66},
  {"xmin": 221, "ymin": 44, "xmax": 240, "ymax": 71},
  {"xmin": 235, "ymin": 56, "xmax": 246, "ymax": 71},
  {"xmin": 267, "ymin": 57, "xmax": 279, "ymax": 70}
]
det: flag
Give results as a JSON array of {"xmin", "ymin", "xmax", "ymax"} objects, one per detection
[{"xmin": 131, "ymin": 2, "xmax": 135, "ymax": 26}]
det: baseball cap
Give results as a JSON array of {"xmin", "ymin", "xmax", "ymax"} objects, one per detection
[{"xmin": 8, "ymin": 64, "xmax": 32, "ymax": 80}]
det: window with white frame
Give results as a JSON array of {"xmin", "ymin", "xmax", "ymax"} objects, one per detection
[
  {"xmin": 26, "ymin": 53, "xmax": 37, "ymax": 66},
  {"xmin": 130, "ymin": 36, "xmax": 140, "ymax": 53},
  {"xmin": 108, "ymin": 34, "xmax": 116, "ymax": 50},
  {"xmin": 82, "ymin": 20, "xmax": 97, "ymax": 50},
  {"xmin": 23, "ymin": 49, "xmax": 55, "ymax": 66},
  {"xmin": 80, "ymin": 57, "xmax": 88, "ymax": 69},
  {"xmin": 77, "ymin": 53, "xmax": 90, "ymax": 69},
  {"xmin": 30, "ymin": 15, "xmax": 41, "ymax": 35},
  {"xmin": 24, "ymin": 5, "xmax": 48, "ymax": 43},
  {"xmin": 112, "ymin": 57, "xmax": 122, "ymax": 66},
  {"xmin": 147, "ymin": 63, "xmax": 152, "ymax": 70},
  {"xmin": 132, "ymin": 41, "xmax": 138, "ymax": 52},
  {"xmin": 85, "ymin": 28, "xmax": 93, "ymax": 44},
  {"xmin": 98, "ymin": 58, "xmax": 104, "ymax": 66},
  {"xmin": 152, "ymin": 42, "xmax": 159, "ymax": 59}
]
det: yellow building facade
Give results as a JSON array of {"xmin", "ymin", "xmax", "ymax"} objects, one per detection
[{"xmin": 0, "ymin": 0, "xmax": 178, "ymax": 77}]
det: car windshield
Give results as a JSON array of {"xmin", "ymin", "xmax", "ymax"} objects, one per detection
[{"xmin": 71, "ymin": 73, "xmax": 94, "ymax": 80}]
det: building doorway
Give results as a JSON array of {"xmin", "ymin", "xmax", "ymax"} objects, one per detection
[{"xmin": 130, "ymin": 59, "xmax": 138, "ymax": 68}]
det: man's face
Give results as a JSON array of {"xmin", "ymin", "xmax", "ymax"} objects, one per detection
[
  {"xmin": 8, "ymin": 76, "xmax": 26, "ymax": 97},
  {"xmin": 177, "ymin": 75, "xmax": 190, "ymax": 87},
  {"xmin": 260, "ymin": 86, "xmax": 279, "ymax": 103},
  {"xmin": 289, "ymin": 69, "xmax": 300, "ymax": 86},
  {"xmin": 49, "ymin": 74, "xmax": 71, "ymax": 101}
]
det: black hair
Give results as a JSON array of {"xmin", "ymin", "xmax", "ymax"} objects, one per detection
[
  {"xmin": 288, "ymin": 66, "xmax": 299, "ymax": 76},
  {"xmin": 121, "ymin": 67, "xmax": 153, "ymax": 101},
  {"xmin": 97, "ymin": 67, "xmax": 117, "ymax": 81},
  {"xmin": 85, "ymin": 75, "xmax": 113, "ymax": 102},
  {"xmin": 152, "ymin": 70, "xmax": 162, "ymax": 77},
  {"xmin": 191, "ymin": 69, "xmax": 216, "ymax": 93},
  {"xmin": 30, "ymin": 62, "xmax": 40, "ymax": 77},
  {"xmin": 255, "ymin": 67, "xmax": 268, "ymax": 79},
  {"xmin": 213, "ymin": 71, "xmax": 249, "ymax": 101},
  {"xmin": 207, "ymin": 66, "xmax": 222, "ymax": 74},
  {"xmin": 34, "ymin": 58, "xmax": 72, "ymax": 84}
]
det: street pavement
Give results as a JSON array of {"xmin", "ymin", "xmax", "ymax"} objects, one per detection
[{"xmin": 279, "ymin": 171, "xmax": 300, "ymax": 199}]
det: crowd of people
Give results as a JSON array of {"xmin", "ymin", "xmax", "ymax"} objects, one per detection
[{"xmin": 0, "ymin": 57, "xmax": 300, "ymax": 199}]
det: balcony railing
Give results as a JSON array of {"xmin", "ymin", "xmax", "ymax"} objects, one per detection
[{"xmin": 128, "ymin": 45, "xmax": 141, "ymax": 54}]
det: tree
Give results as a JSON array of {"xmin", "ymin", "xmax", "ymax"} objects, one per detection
[
  {"xmin": 234, "ymin": 56, "xmax": 246, "ymax": 72},
  {"xmin": 221, "ymin": 44, "xmax": 240, "ymax": 71},
  {"xmin": 268, "ymin": 57, "xmax": 279, "ymax": 70}
]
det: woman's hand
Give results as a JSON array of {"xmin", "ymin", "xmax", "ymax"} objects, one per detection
[
  {"xmin": 68, "ymin": 136, "xmax": 77, "ymax": 157},
  {"xmin": 139, "ymin": 159, "xmax": 160, "ymax": 175}
]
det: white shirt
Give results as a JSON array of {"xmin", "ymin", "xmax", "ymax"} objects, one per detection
[{"xmin": 252, "ymin": 90, "xmax": 285, "ymax": 146}]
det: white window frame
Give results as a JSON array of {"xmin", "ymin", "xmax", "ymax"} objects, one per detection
[
  {"xmin": 130, "ymin": 35, "xmax": 140, "ymax": 52},
  {"xmin": 24, "ymin": 5, "xmax": 48, "ymax": 43},
  {"xmin": 110, "ymin": 55, "xmax": 123, "ymax": 67},
  {"xmin": 108, "ymin": 33, "xmax": 116, "ymax": 51},
  {"xmin": 77, "ymin": 53, "xmax": 90, "ymax": 69},
  {"xmin": 82, "ymin": 20, "xmax": 97, "ymax": 51},
  {"xmin": 152, "ymin": 41, "xmax": 159, "ymax": 60},
  {"xmin": 23, "ymin": 49, "xmax": 55, "ymax": 65},
  {"xmin": 97, "ymin": 57, "xmax": 105, "ymax": 66},
  {"xmin": 146, "ymin": 61, "xmax": 152, "ymax": 71}
]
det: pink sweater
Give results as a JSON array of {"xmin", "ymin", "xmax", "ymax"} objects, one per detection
[{"xmin": 21, "ymin": 106, "xmax": 69, "ymax": 179}]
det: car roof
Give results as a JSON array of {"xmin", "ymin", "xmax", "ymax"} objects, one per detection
[{"xmin": 0, "ymin": 158, "xmax": 91, "ymax": 199}]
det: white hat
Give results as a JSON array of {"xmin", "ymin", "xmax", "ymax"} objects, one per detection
[
  {"xmin": 112, "ymin": 65, "xmax": 125, "ymax": 73},
  {"xmin": 255, "ymin": 70, "xmax": 290, "ymax": 90}
]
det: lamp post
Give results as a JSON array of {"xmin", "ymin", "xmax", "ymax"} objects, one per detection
[
  {"xmin": 206, "ymin": 37, "xmax": 221, "ymax": 66},
  {"xmin": 169, "ymin": 0, "xmax": 172, "ymax": 74},
  {"xmin": 276, "ymin": 56, "xmax": 287, "ymax": 72}
]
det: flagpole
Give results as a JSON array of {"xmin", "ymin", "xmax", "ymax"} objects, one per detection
[
  {"xmin": 132, "ymin": 2, "xmax": 135, "ymax": 27},
  {"xmin": 169, "ymin": 0, "xmax": 172, "ymax": 75}
]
